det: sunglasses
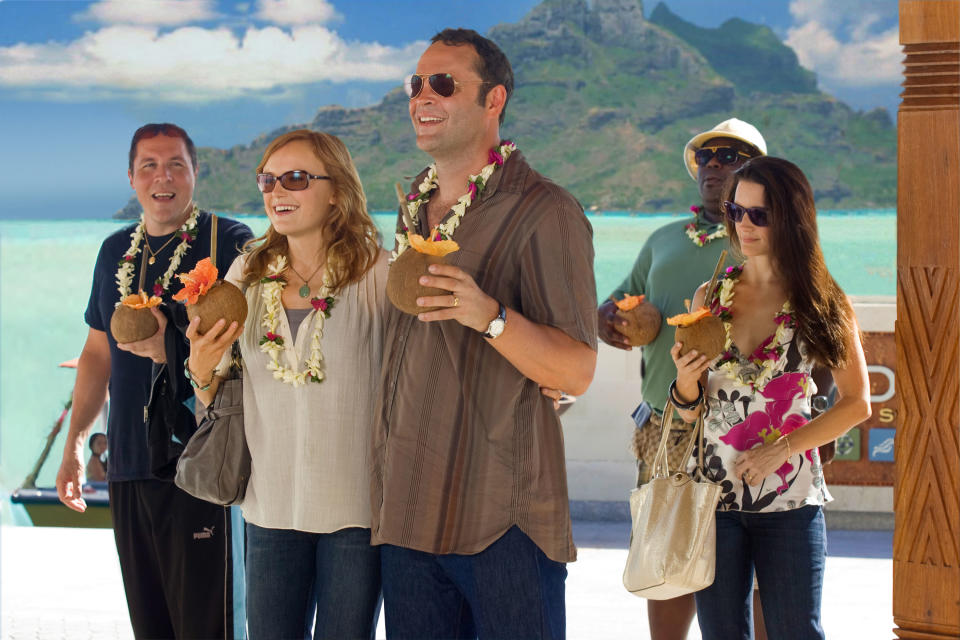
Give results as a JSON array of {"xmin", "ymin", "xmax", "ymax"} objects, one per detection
[
  {"xmin": 694, "ymin": 146, "xmax": 752, "ymax": 167},
  {"xmin": 404, "ymin": 73, "xmax": 488, "ymax": 99},
  {"xmin": 723, "ymin": 201, "xmax": 770, "ymax": 227},
  {"xmin": 256, "ymin": 170, "xmax": 331, "ymax": 193}
]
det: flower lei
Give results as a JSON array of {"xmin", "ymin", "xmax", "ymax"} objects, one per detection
[
  {"xmin": 115, "ymin": 204, "xmax": 200, "ymax": 301},
  {"xmin": 393, "ymin": 140, "xmax": 516, "ymax": 258},
  {"xmin": 257, "ymin": 255, "xmax": 335, "ymax": 386},
  {"xmin": 712, "ymin": 264, "xmax": 795, "ymax": 393},
  {"xmin": 684, "ymin": 205, "xmax": 728, "ymax": 247}
]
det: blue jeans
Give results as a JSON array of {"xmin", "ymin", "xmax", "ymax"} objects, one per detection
[
  {"xmin": 695, "ymin": 505, "xmax": 826, "ymax": 640},
  {"xmin": 381, "ymin": 526, "xmax": 567, "ymax": 639},
  {"xmin": 245, "ymin": 523, "xmax": 381, "ymax": 640}
]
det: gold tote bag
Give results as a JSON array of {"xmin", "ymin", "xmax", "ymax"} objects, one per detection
[{"xmin": 622, "ymin": 402, "xmax": 722, "ymax": 600}]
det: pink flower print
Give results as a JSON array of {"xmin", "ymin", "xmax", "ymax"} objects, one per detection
[
  {"xmin": 488, "ymin": 148, "xmax": 504, "ymax": 166},
  {"xmin": 719, "ymin": 372, "xmax": 811, "ymax": 494}
]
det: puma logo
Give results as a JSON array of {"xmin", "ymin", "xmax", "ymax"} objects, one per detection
[{"xmin": 192, "ymin": 525, "xmax": 215, "ymax": 540}]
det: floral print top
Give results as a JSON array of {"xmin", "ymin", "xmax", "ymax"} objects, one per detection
[{"xmin": 689, "ymin": 269, "xmax": 831, "ymax": 512}]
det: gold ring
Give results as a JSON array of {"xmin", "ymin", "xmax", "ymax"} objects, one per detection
[{"xmin": 453, "ymin": 296, "xmax": 460, "ymax": 307}]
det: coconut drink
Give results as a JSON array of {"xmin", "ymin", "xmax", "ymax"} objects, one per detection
[
  {"xmin": 614, "ymin": 294, "xmax": 661, "ymax": 346},
  {"xmin": 387, "ymin": 234, "xmax": 460, "ymax": 315},
  {"xmin": 173, "ymin": 257, "xmax": 248, "ymax": 334},
  {"xmin": 110, "ymin": 292, "xmax": 162, "ymax": 343},
  {"xmin": 667, "ymin": 307, "xmax": 725, "ymax": 360}
]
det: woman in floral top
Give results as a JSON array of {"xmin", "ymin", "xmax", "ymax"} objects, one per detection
[{"xmin": 670, "ymin": 157, "xmax": 871, "ymax": 639}]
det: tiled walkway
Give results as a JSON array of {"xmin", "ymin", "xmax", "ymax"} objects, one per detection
[{"xmin": 1, "ymin": 524, "xmax": 893, "ymax": 639}]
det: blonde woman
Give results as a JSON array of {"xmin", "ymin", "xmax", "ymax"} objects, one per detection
[{"xmin": 187, "ymin": 129, "xmax": 387, "ymax": 639}]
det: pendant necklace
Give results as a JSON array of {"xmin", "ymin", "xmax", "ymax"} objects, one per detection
[
  {"xmin": 287, "ymin": 259, "xmax": 325, "ymax": 298},
  {"xmin": 143, "ymin": 232, "xmax": 179, "ymax": 265}
]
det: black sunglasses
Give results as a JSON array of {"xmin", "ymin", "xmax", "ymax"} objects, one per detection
[
  {"xmin": 256, "ymin": 170, "xmax": 330, "ymax": 193},
  {"xmin": 694, "ymin": 146, "xmax": 752, "ymax": 167},
  {"xmin": 404, "ymin": 73, "xmax": 488, "ymax": 99},
  {"xmin": 723, "ymin": 201, "xmax": 770, "ymax": 227}
]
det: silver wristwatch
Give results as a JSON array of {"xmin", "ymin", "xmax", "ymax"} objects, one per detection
[{"xmin": 483, "ymin": 303, "xmax": 507, "ymax": 339}]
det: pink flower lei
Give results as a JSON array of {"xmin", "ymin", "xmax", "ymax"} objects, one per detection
[{"xmin": 684, "ymin": 205, "xmax": 728, "ymax": 247}]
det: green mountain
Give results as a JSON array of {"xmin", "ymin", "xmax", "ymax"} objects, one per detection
[{"xmin": 118, "ymin": 0, "xmax": 896, "ymax": 218}]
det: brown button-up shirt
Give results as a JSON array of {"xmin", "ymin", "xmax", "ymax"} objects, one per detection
[{"xmin": 371, "ymin": 151, "xmax": 598, "ymax": 563}]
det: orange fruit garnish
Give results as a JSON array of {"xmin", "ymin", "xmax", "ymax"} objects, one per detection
[
  {"xmin": 667, "ymin": 307, "xmax": 713, "ymax": 327},
  {"xmin": 408, "ymin": 233, "xmax": 460, "ymax": 257},
  {"xmin": 615, "ymin": 294, "xmax": 646, "ymax": 311},
  {"xmin": 122, "ymin": 291, "xmax": 163, "ymax": 309},
  {"xmin": 172, "ymin": 257, "xmax": 219, "ymax": 305}
]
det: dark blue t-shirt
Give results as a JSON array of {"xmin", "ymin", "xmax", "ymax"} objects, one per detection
[{"xmin": 84, "ymin": 211, "xmax": 252, "ymax": 481}]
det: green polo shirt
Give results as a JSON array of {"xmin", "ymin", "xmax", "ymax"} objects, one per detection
[{"xmin": 611, "ymin": 216, "xmax": 732, "ymax": 413}]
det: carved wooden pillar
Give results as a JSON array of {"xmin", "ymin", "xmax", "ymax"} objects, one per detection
[{"xmin": 894, "ymin": 2, "xmax": 960, "ymax": 639}]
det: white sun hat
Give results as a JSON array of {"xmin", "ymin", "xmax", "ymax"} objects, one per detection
[{"xmin": 683, "ymin": 118, "xmax": 768, "ymax": 180}]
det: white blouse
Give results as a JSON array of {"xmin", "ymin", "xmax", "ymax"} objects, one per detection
[{"xmin": 222, "ymin": 250, "xmax": 388, "ymax": 533}]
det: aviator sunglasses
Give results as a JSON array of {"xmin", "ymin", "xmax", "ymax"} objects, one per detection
[
  {"xmin": 404, "ymin": 73, "xmax": 488, "ymax": 99},
  {"xmin": 256, "ymin": 170, "xmax": 331, "ymax": 193},
  {"xmin": 694, "ymin": 145, "xmax": 752, "ymax": 167},
  {"xmin": 723, "ymin": 201, "xmax": 770, "ymax": 227}
]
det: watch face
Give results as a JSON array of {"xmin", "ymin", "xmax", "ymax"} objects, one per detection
[{"xmin": 487, "ymin": 317, "xmax": 506, "ymax": 338}]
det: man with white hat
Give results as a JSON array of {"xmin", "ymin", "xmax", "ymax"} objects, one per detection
[{"xmin": 597, "ymin": 117, "xmax": 766, "ymax": 640}]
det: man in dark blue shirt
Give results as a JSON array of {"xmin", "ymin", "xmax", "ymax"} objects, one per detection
[{"xmin": 56, "ymin": 123, "xmax": 252, "ymax": 639}]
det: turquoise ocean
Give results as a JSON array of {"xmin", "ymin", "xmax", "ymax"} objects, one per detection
[{"xmin": 0, "ymin": 210, "xmax": 895, "ymax": 522}]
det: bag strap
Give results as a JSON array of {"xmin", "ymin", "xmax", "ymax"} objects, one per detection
[
  {"xmin": 210, "ymin": 213, "xmax": 218, "ymax": 271},
  {"xmin": 651, "ymin": 401, "xmax": 705, "ymax": 479}
]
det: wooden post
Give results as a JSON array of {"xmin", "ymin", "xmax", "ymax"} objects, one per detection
[{"xmin": 894, "ymin": 2, "xmax": 960, "ymax": 639}]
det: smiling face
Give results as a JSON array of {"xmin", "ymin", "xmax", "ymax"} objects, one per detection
[
  {"xmin": 128, "ymin": 134, "xmax": 197, "ymax": 235},
  {"xmin": 730, "ymin": 179, "xmax": 770, "ymax": 257},
  {"xmin": 260, "ymin": 140, "xmax": 336, "ymax": 242},
  {"xmin": 408, "ymin": 42, "xmax": 499, "ymax": 162}
]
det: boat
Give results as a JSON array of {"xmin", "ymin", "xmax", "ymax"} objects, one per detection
[{"xmin": 9, "ymin": 358, "xmax": 112, "ymax": 528}]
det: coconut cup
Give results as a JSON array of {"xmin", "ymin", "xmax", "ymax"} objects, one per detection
[
  {"xmin": 387, "ymin": 249, "xmax": 449, "ymax": 315},
  {"xmin": 616, "ymin": 300, "xmax": 662, "ymax": 346},
  {"xmin": 110, "ymin": 305, "xmax": 159, "ymax": 344},
  {"xmin": 186, "ymin": 279, "xmax": 248, "ymax": 335},
  {"xmin": 675, "ymin": 314, "xmax": 725, "ymax": 360}
]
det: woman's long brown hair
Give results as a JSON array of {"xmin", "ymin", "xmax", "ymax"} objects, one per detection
[
  {"xmin": 241, "ymin": 129, "xmax": 380, "ymax": 292},
  {"xmin": 723, "ymin": 156, "xmax": 855, "ymax": 369}
]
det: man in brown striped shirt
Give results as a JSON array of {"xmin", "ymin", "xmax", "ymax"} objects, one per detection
[{"xmin": 372, "ymin": 28, "xmax": 598, "ymax": 639}]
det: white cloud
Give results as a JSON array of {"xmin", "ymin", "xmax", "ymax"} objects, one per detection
[
  {"xmin": 254, "ymin": 0, "xmax": 338, "ymax": 25},
  {"xmin": 0, "ymin": 23, "xmax": 425, "ymax": 103},
  {"xmin": 76, "ymin": 0, "xmax": 219, "ymax": 26},
  {"xmin": 785, "ymin": 0, "xmax": 900, "ymax": 87}
]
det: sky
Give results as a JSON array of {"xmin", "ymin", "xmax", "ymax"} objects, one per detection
[{"xmin": 0, "ymin": 0, "xmax": 901, "ymax": 219}]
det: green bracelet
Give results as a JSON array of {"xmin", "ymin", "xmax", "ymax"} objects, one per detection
[{"xmin": 183, "ymin": 357, "xmax": 212, "ymax": 391}]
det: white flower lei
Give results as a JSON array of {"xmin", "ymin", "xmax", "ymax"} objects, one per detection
[
  {"xmin": 258, "ymin": 255, "xmax": 331, "ymax": 387},
  {"xmin": 714, "ymin": 268, "xmax": 794, "ymax": 393},
  {"xmin": 115, "ymin": 204, "xmax": 200, "ymax": 303},
  {"xmin": 684, "ymin": 205, "xmax": 728, "ymax": 247},
  {"xmin": 393, "ymin": 141, "xmax": 517, "ymax": 259}
]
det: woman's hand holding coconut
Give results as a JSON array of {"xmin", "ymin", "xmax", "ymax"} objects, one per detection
[
  {"xmin": 114, "ymin": 306, "xmax": 168, "ymax": 363},
  {"xmin": 414, "ymin": 262, "xmax": 500, "ymax": 332},
  {"xmin": 185, "ymin": 316, "xmax": 243, "ymax": 406}
]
